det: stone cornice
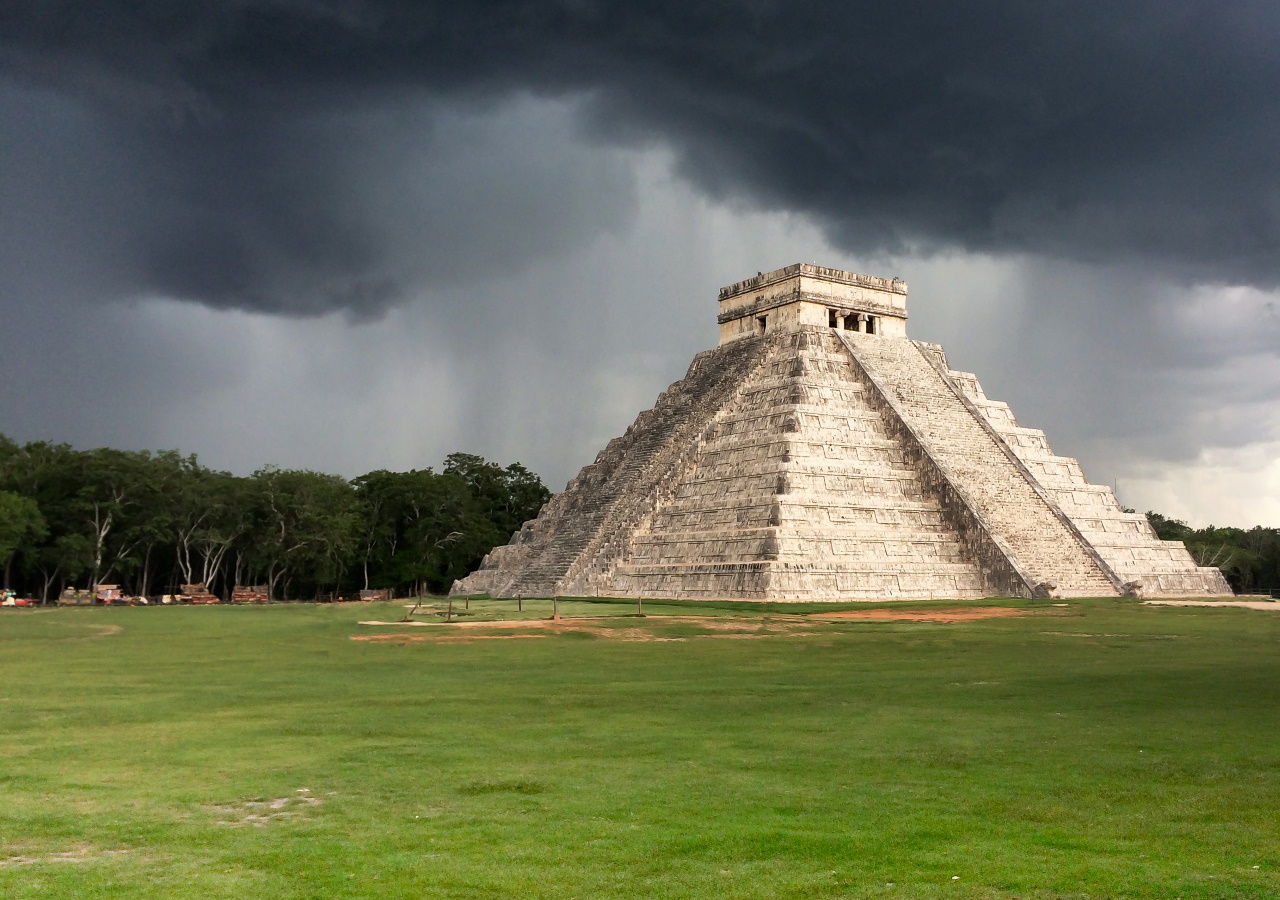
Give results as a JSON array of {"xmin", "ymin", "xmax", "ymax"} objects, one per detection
[
  {"xmin": 717, "ymin": 291, "xmax": 908, "ymax": 325},
  {"xmin": 719, "ymin": 263, "xmax": 907, "ymax": 301}
]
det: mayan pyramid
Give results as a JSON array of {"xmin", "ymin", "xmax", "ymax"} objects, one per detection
[{"xmin": 453, "ymin": 264, "xmax": 1231, "ymax": 601}]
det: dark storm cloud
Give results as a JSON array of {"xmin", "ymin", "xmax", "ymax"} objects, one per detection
[
  {"xmin": 0, "ymin": 76, "xmax": 638, "ymax": 316},
  {"xmin": 4, "ymin": 0, "xmax": 1280, "ymax": 316}
]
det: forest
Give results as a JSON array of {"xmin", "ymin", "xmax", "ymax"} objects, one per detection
[
  {"xmin": 0, "ymin": 435, "xmax": 550, "ymax": 602},
  {"xmin": 1146, "ymin": 512, "xmax": 1280, "ymax": 595}
]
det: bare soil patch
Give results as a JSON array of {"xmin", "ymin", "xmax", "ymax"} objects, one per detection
[
  {"xmin": 353, "ymin": 633, "xmax": 548, "ymax": 644},
  {"xmin": 209, "ymin": 788, "xmax": 322, "ymax": 827},
  {"xmin": 44, "ymin": 622, "xmax": 125, "ymax": 642},
  {"xmin": 75, "ymin": 624, "xmax": 124, "ymax": 640},
  {"xmin": 0, "ymin": 845, "xmax": 129, "ymax": 868},
  {"xmin": 354, "ymin": 615, "xmax": 820, "ymax": 643},
  {"xmin": 1145, "ymin": 599, "xmax": 1280, "ymax": 611},
  {"xmin": 809, "ymin": 606, "xmax": 1034, "ymax": 623}
]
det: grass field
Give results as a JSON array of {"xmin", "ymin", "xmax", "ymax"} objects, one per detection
[{"xmin": 2, "ymin": 596, "xmax": 1279, "ymax": 899}]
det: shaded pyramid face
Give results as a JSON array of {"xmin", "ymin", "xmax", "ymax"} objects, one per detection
[{"xmin": 455, "ymin": 268, "xmax": 1231, "ymax": 601}]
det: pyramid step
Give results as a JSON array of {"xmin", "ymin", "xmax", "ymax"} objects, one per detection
[{"xmin": 835, "ymin": 331, "xmax": 1120, "ymax": 597}]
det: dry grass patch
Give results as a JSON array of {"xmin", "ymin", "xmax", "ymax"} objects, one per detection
[
  {"xmin": 208, "ymin": 788, "xmax": 322, "ymax": 827},
  {"xmin": 809, "ymin": 606, "xmax": 1039, "ymax": 622},
  {"xmin": 354, "ymin": 614, "xmax": 823, "ymax": 643},
  {"xmin": 0, "ymin": 845, "xmax": 129, "ymax": 868}
]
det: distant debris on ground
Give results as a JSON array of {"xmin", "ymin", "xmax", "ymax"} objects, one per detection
[
  {"xmin": 233, "ymin": 585, "xmax": 269, "ymax": 604},
  {"xmin": 2, "ymin": 589, "xmax": 34, "ymax": 607},
  {"xmin": 181, "ymin": 583, "xmax": 221, "ymax": 604},
  {"xmin": 59, "ymin": 587, "xmax": 95, "ymax": 606}
]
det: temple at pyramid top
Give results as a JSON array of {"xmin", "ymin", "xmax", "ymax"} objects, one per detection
[
  {"xmin": 454, "ymin": 264, "xmax": 1230, "ymax": 602},
  {"xmin": 718, "ymin": 263, "xmax": 909, "ymax": 344}
]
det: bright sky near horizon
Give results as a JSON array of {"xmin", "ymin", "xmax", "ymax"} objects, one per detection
[{"xmin": 2, "ymin": 2, "xmax": 1279, "ymax": 527}]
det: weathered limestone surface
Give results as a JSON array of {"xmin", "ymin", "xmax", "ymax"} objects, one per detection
[
  {"xmin": 941, "ymin": 359, "xmax": 1231, "ymax": 597},
  {"xmin": 452, "ymin": 265, "xmax": 1233, "ymax": 600},
  {"xmin": 602, "ymin": 329, "xmax": 997, "ymax": 599},
  {"xmin": 837, "ymin": 331, "xmax": 1119, "ymax": 598},
  {"xmin": 455, "ymin": 336, "xmax": 768, "ymax": 599}
]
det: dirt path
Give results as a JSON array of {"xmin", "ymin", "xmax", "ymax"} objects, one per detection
[
  {"xmin": 808, "ymin": 607, "xmax": 1035, "ymax": 622},
  {"xmin": 360, "ymin": 615, "xmax": 808, "ymax": 630},
  {"xmin": 1144, "ymin": 599, "xmax": 1280, "ymax": 611},
  {"xmin": 351, "ymin": 608, "xmax": 1038, "ymax": 644},
  {"xmin": 353, "ymin": 615, "xmax": 822, "ymax": 644}
]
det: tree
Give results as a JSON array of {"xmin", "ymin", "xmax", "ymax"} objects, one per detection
[
  {"xmin": 0, "ymin": 434, "xmax": 556, "ymax": 601},
  {"xmin": 72, "ymin": 448, "xmax": 155, "ymax": 588},
  {"xmin": 247, "ymin": 468, "xmax": 361, "ymax": 600},
  {"xmin": 173, "ymin": 465, "xmax": 247, "ymax": 596},
  {"xmin": 402, "ymin": 469, "xmax": 501, "ymax": 595},
  {"xmin": 1147, "ymin": 511, "xmax": 1280, "ymax": 594},
  {"xmin": 120, "ymin": 450, "xmax": 192, "ymax": 598},
  {"xmin": 353, "ymin": 469, "xmax": 410, "ymax": 592},
  {"xmin": 356, "ymin": 468, "xmax": 497, "ymax": 597},
  {"xmin": 443, "ymin": 453, "xmax": 551, "ymax": 538},
  {"xmin": 0, "ymin": 440, "xmax": 85, "ymax": 600},
  {"xmin": 0, "ymin": 490, "xmax": 46, "ymax": 590},
  {"xmin": 29, "ymin": 534, "xmax": 93, "ymax": 603},
  {"xmin": 1146, "ymin": 511, "xmax": 1192, "ymax": 541}
]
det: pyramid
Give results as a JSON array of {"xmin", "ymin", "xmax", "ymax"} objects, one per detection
[{"xmin": 453, "ymin": 264, "xmax": 1231, "ymax": 601}]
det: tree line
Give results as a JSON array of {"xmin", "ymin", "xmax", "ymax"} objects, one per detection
[
  {"xmin": 0, "ymin": 434, "xmax": 551, "ymax": 602},
  {"xmin": 2, "ymin": 431, "xmax": 1275, "ymax": 601},
  {"xmin": 1147, "ymin": 512, "xmax": 1280, "ymax": 594}
]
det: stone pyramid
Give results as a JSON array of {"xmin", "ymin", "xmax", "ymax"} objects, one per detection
[{"xmin": 453, "ymin": 264, "xmax": 1231, "ymax": 601}]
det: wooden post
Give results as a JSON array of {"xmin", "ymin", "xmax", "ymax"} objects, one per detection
[
  {"xmin": 553, "ymin": 595, "xmax": 559, "ymax": 620},
  {"xmin": 637, "ymin": 596, "xmax": 643, "ymax": 616}
]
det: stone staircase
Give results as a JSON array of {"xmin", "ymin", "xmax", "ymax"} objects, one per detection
[
  {"xmin": 608, "ymin": 329, "xmax": 995, "ymax": 599},
  {"xmin": 945, "ymin": 361, "xmax": 1232, "ymax": 596},
  {"xmin": 837, "ymin": 331, "xmax": 1122, "ymax": 598}
]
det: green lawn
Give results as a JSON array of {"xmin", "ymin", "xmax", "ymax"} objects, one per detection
[{"xmin": 1, "ymin": 597, "xmax": 1279, "ymax": 898}]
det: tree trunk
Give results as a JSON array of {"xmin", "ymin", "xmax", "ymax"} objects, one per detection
[
  {"xmin": 89, "ymin": 503, "xmax": 112, "ymax": 590},
  {"xmin": 139, "ymin": 544, "xmax": 153, "ymax": 599},
  {"xmin": 40, "ymin": 567, "xmax": 58, "ymax": 605},
  {"xmin": 177, "ymin": 530, "xmax": 194, "ymax": 585}
]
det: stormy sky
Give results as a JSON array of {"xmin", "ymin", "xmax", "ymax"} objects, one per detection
[{"xmin": 2, "ymin": 1, "xmax": 1279, "ymax": 526}]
